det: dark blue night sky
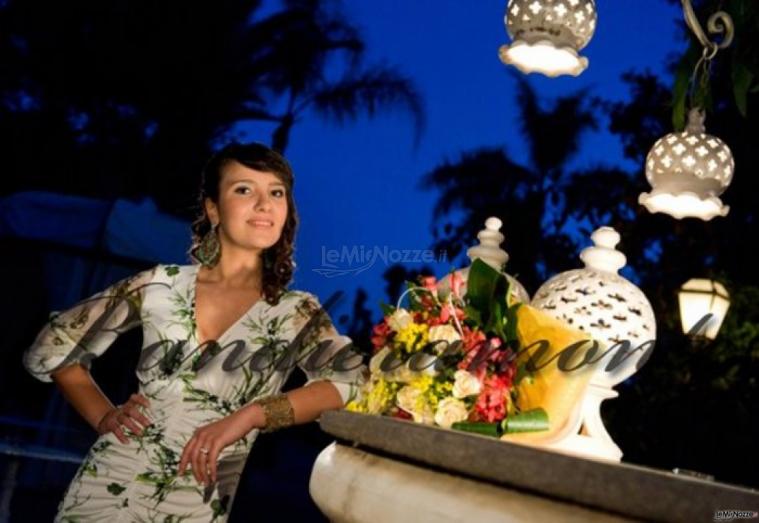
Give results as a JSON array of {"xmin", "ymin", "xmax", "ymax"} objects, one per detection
[{"xmin": 239, "ymin": 0, "xmax": 687, "ymax": 325}]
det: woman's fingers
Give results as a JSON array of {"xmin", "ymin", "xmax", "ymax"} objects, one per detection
[
  {"xmin": 193, "ymin": 441, "xmax": 208, "ymax": 485},
  {"xmin": 123, "ymin": 403, "xmax": 152, "ymax": 430},
  {"xmin": 178, "ymin": 438, "xmax": 195, "ymax": 478},
  {"xmin": 178, "ymin": 430, "xmax": 220, "ymax": 486},
  {"xmin": 207, "ymin": 445, "xmax": 219, "ymax": 484},
  {"xmin": 130, "ymin": 393, "xmax": 150, "ymax": 409},
  {"xmin": 117, "ymin": 412, "xmax": 144, "ymax": 436},
  {"xmin": 111, "ymin": 422, "xmax": 129, "ymax": 444}
]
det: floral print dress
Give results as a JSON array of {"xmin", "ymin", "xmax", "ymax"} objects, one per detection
[{"xmin": 23, "ymin": 264, "xmax": 364, "ymax": 522}]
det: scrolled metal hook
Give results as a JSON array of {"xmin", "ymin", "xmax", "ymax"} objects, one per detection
[
  {"xmin": 706, "ymin": 10, "xmax": 734, "ymax": 49},
  {"xmin": 681, "ymin": 0, "xmax": 734, "ymax": 53}
]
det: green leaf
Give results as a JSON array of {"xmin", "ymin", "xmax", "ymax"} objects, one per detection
[
  {"xmin": 451, "ymin": 421, "xmax": 501, "ymax": 437},
  {"xmin": 379, "ymin": 301, "xmax": 395, "ymax": 316},
  {"xmin": 502, "ymin": 408, "xmax": 549, "ymax": 434},
  {"xmin": 164, "ymin": 265, "xmax": 179, "ymax": 277},
  {"xmin": 485, "ymin": 297, "xmax": 507, "ymax": 340},
  {"xmin": 466, "ymin": 259, "xmax": 509, "ymax": 338},
  {"xmin": 465, "ymin": 259, "xmax": 497, "ymax": 312},
  {"xmin": 505, "ymin": 302, "xmax": 523, "ymax": 342},
  {"xmin": 463, "ymin": 305, "xmax": 482, "ymax": 325},
  {"xmin": 514, "ymin": 361, "xmax": 534, "ymax": 386},
  {"xmin": 107, "ymin": 482, "xmax": 126, "ymax": 495},
  {"xmin": 732, "ymin": 60, "xmax": 753, "ymax": 117}
]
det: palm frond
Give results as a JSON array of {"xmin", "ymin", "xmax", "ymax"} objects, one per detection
[{"xmin": 309, "ymin": 66, "xmax": 426, "ymax": 145}]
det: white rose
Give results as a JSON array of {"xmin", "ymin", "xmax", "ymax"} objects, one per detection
[
  {"xmin": 452, "ymin": 369, "xmax": 482, "ymax": 399},
  {"xmin": 396, "ymin": 386, "xmax": 435, "ymax": 424},
  {"xmin": 388, "ymin": 308, "xmax": 413, "ymax": 331},
  {"xmin": 396, "ymin": 385, "xmax": 420, "ymax": 412},
  {"xmin": 434, "ymin": 397, "xmax": 469, "ymax": 429},
  {"xmin": 428, "ymin": 324, "xmax": 461, "ymax": 351}
]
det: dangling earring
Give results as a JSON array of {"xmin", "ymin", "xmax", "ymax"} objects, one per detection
[{"xmin": 196, "ymin": 224, "xmax": 221, "ymax": 267}]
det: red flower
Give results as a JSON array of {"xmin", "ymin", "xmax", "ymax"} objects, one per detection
[
  {"xmin": 462, "ymin": 327, "xmax": 486, "ymax": 352},
  {"xmin": 393, "ymin": 409, "xmax": 413, "ymax": 421},
  {"xmin": 473, "ymin": 374, "xmax": 512, "ymax": 423},
  {"xmin": 371, "ymin": 320, "xmax": 393, "ymax": 350}
]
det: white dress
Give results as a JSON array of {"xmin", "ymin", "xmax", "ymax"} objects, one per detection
[{"xmin": 23, "ymin": 264, "xmax": 365, "ymax": 522}]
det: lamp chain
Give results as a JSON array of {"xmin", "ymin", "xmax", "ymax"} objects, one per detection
[{"xmin": 681, "ymin": 0, "xmax": 735, "ymax": 111}]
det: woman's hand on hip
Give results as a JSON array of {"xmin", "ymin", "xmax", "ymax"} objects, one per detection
[{"xmin": 96, "ymin": 393, "xmax": 152, "ymax": 444}]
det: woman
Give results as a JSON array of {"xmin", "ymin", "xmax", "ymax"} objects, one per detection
[{"xmin": 23, "ymin": 142, "xmax": 366, "ymax": 522}]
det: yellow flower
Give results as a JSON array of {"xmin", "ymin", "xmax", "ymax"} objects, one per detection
[
  {"xmin": 346, "ymin": 376, "xmax": 400, "ymax": 415},
  {"xmin": 395, "ymin": 322, "xmax": 429, "ymax": 354},
  {"xmin": 409, "ymin": 374, "xmax": 434, "ymax": 392},
  {"xmin": 345, "ymin": 400, "xmax": 366, "ymax": 413},
  {"xmin": 365, "ymin": 377, "xmax": 399, "ymax": 414}
]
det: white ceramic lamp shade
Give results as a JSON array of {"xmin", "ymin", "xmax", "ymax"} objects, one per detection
[
  {"xmin": 499, "ymin": 0, "xmax": 597, "ymax": 77},
  {"xmin": 640, "ymin": 109, "xmax": 734, "ymax": 220}
]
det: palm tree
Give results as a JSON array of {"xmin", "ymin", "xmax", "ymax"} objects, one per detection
[
  {"xmin": 250, "ymin": 0, "xmax": 425, "ymax": 153},
  {"xmin": 0, "ymin": 0, "xmax": 424, "ymax": 213},
  {"xmin": 420, "ymin": 75, "xmax": 604, "ymax": 293}
]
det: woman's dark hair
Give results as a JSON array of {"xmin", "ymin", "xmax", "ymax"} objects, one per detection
[{"xmin": 190, "ymin": 142, "xmax": 298, "ymax": 305}]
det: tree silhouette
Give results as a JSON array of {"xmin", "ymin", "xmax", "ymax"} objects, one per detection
[
  {"xmin": 0, "ymin": 0, "xmax": 424, "ymax": 215},
  {"xmin": 421, "ymin": 0, "xmax": 759, "ymax": 486},
  {"xmin": 254, "ymin": 1, "xmax": 425, "ymax": 153},
  {"xmin": 420, "ymin": 75, "xmax": 604, "ymax": 293}
]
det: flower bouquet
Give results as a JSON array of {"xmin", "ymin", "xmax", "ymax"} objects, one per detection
[
  {"xmin": 347, "ymin": 259, "xmax": 589, "ymax": 438},
  {"xmin": 346, "ymin": 259, "xmax": 599, "ymax": 442}
]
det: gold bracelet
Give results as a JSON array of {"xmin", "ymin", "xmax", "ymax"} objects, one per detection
[{"xmin": 254, "ymin": 393, "xmax": 295, "ymax": 433}]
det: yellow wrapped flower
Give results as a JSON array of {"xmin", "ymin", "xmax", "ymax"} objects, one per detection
[{"xmin": 502, "ymin": 304, "xmax": 599, "ymax": 445}]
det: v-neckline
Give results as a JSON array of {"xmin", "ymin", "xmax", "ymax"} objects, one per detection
[{"xmin": 189, "ymin": 264, "xmax": 266, "ymax": 347}]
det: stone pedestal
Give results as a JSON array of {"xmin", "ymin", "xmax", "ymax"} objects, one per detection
[{"xmin": 310, "ymin": 411, "xmax": 759, "ymax": 523}]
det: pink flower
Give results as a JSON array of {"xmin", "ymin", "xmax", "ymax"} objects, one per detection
[
  {"xmin": 439, "ymin": 305, "xmax": 465, "ymax": 325},
  {"xmin": 450, "ymin": 271, "xmax": 464, "ymax": 298},
  {"xmin": 451, "ymin": 271, "xmax": 464, "ymax": 298},
  {"xmin": 421, "ymin": 276, "xmax": 437, "ymax": 291}
]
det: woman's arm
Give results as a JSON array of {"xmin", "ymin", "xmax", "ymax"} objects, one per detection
[
  {"xmin": 178, "ymin": 380, "xmax": 344, "ymax": 486},
  {"xmin": 24, "ymin": 267, "xmax": 158, "ymax": 441},
  {"xmin": 235, "ymin": 379, "xmax": 344, "ymax": 430},
  {"xmin": 23, "ymin": 266, "xmax": 157, "ymax": 382},
  {"xmin": 52, "ymin": 363, "xmax": 153, "ymax": 444},
  {"xmin": 51, "ymin": 363, "xmax": 115, "ymax": 432}
]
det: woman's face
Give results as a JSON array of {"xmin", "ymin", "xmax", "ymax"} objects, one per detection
[{"xmin": 205, "ymin": 160, "xmax": 289, "ymax": 254}]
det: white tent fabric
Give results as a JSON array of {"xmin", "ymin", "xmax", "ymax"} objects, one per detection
[
  {"xmin": 0, "ymin": 191, "xmax": 190, "ymax": 264},
  {"xmin": 104, "ymin": 197, "xmax": 190, "ymax": 264}
]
